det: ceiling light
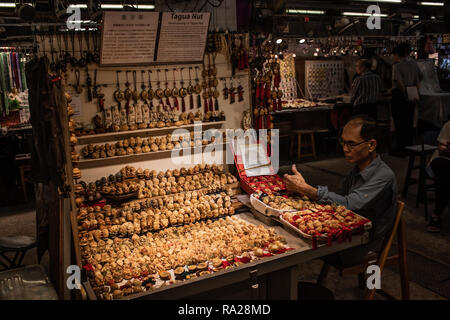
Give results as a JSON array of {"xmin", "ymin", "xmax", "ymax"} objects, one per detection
[
  {"xmin": 69, "ymin": 4, "xmax": 88, "ymax": 9},
  {"xmin": 430, "ymin": 16, "xmax": 436, "ymax": 19},
  {"xmin": 299, "ymin": 39, "xmax": 306, "ymax": 43},
  {"xmin": 418, "ymin": 2, "xmax": 444, "ymax": 6},
  {"xmin": 355, "ymin": 0, "xmax": 402, "ymax": 3},
  {"xmin": 100, "ymin": 4, "xmax": 155, "ymax": 10},
  {"xmin": 0, "ymin": 3, "xmax": 16, "ymax": 7},
  {"xmin": 342, "ymin": 12, "xmax": 388, "ymax": 17},
  {"xmin": 287, "ymin": 9, "xmax": 325, "ymax": 15},
  {"xmin": 276, "ymin": 38, "xmax": 282, "ymax": 44},
  {"xmin": 136, "ymin": 5, "xmax": 155, "ymax": 9},
  {"xmin": 413, "ymin": 15, "xmax": 420, "ymax": 19},
  {"xmin": 101, "ymin": 4, "xmax": 123, "ymax": 9},
  {"xmin": 292, "ymin": 54, "xmax": 296, "ymax": 57}
]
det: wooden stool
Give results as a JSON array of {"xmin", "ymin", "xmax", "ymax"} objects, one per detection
[
  {"xmin": 293, "ymin": 129, "xmax": 328, "ymax": 161},
  {"xmin": 402, "ymin": 144, "xmax": 436, "ymax": 217},
  {"xmin": 0, "ymin": 235, "xmax": 36, "ymax": 270},
  {"xmin": 18, "ymin": 165, "xmax": 32, "ymax": 203},
  {"xmin": 317, "ymin": 201, "xmax": 409, "ymax": 300}
]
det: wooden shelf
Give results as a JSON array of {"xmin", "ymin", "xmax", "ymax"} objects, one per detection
[
  {"xmin": 77, "ymin": 143, "xmax": 227, "ymax": 169},
  {"xmin": 119, "ymin": 182, "xmax": 241, "ymax": 207},
  {"xmin": 76, "ymin": 121, "xmax": 225, "ymax": 145}
]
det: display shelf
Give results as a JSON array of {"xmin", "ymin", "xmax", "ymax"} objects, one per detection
[
  {"xmin": 76, "ymin": 121, "xmax": 226, "ymax": 145},
  {"xmin": 115, "ymin": 181, "xmax": 242, "ymax": 207},
  {"xmin": 77, "ymin": 143, "xmax": 227, "ymax": 169}
]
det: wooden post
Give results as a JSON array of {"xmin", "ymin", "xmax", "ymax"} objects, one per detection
[{"xmin": 397, "ymin": 217, "xmax": 410, "ymax": 300}]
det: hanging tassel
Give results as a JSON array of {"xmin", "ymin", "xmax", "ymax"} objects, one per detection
[
  {"xmin": 214, "ymin": 98, "xmax": 219, "ymax": 111},
  {"xmin": 272, "ymin": 99, "xmax": 277, "ymax": 112},
  {"xmin": 149, "ymin": 100, "xmax": 154, "ymax": 111},
  {"xmin": 204, "ymin": 97, "xmax": 208, "ymax": 114},
  {"xmin": 166, "ymin": 97, "xmax": 172, "ymax": 109},
  {"xmin": 181, "ymin": 97, "xmax": 186, "ymax": 112},
  {"xmin": 209, "ymin": 97, "xmax": 213, "ymax": 112},
  {"xmin": 265, "ymin": 84, "xmax": 271, "ymax": 99},
  {"xmin": 125, "ymin": 100, "xmax": 130, "ymax": 114},
  {"xmin": 99, "ymin": 97, "xmax": 105, "ymax": 112},
  {"xmin": 173, "ymin": 97, "xmax": 179, "ymax": 111},
  {"xmin": 189, "ymin": 94, "xmax": 194, "ymax": 110},
  {"xmin": 244, "ymin": 51, "xmax": 249, "ymax": 68},
  {"xmin": 197, "ymin": 94, "xmax": 202, "ymax": 109}
]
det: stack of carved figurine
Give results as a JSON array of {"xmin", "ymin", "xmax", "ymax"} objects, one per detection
[{"xmin": 79, "ymin": 132, "xmax": 219, "ymax": 160}]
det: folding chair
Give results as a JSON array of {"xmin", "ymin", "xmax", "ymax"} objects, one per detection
[{"xmin": 317, "ymin": 201, "xmax": 409, "ymax": 300}]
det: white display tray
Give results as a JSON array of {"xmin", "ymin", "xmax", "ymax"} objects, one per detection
[{"xmin": 250, "ymin": 193, "xmax": 297, "ymax": 217}]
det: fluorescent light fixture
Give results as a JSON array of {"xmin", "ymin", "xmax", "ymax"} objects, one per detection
[
  {"xmin": 68, "ymin": 20, "xmax": 93, "ymax": 24},
  {"xmin": 418, "ymin": 2, "xmax": 444, "ymax": 6},
  {"xmin": 355, "ymin": 0, "xmax": 402, "ymax": 3},
  {"xmin": 413, "ymin": 15, "xmax": 420, "ymax": 19},
  {"xmin": 136, "ymin": 5, "xmax": 155, "ymax": 9},
  {"xmin": 69, "ymin": 4, "xmax": 88, "ymax": 8},
  {"xmin": 287, "ymin": 9, "xmax": 325, "ymax": 15},
  {"xmin": 276, "ymin": 39, "xmax": 282, "ymax": 44},
  {"xmin": 101, "ymin": 4, "xmax": 123, "ymax": 9},
  {"xmin": 0, "ymin": 3, "xmax": 16, "ymax": 7},
  {"xmin": 299, "ymin": 39, "xmax": 306, "ymax": 43},
  {"xmin": 0, "ymin": 2, "xmax": 34, "ymax": 7},
  {"xmin": 100, "ymin": 4, "xmax": 155, "ymax": 9},
  {"xmin": 431, "ymin": 16, "xmax": 436, "ymax": 19},
  {"xmin": 343, "ymin": 12, "xmax": 388, "ymax": 17}
]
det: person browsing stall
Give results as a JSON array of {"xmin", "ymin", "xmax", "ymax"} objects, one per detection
[
  {"xmin": 391, "ymin": 44, "xmax": 423, "ymax": 156},
  {"xmin": 284, "ymin": 116, "xmax": 398, "ymax": 263},
  {"xmin": 350, "ymin": 59, "xmax": 381, "ymax": 119}
]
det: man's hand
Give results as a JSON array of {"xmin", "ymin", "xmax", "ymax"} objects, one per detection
[{"xmin": 283, "ymin": 164, "xmax": 318, "ymax": 199}]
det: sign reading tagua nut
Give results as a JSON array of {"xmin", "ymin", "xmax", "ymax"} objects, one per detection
[{"xmin": 156, "ymin": 12, "xmax": 211, "ymax": 63}]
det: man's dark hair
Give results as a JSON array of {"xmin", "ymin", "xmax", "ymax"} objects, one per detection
[
  {"xmin": 393, "ymin": 43, "xmax": 410, "ymax": 57},
  {"xmin": 345, "ymin": 115, "xmax": 378, "ymax": 141},
  {"xmin": 359, "ymin": 59, "xmax": 372, "ymax": 70}
]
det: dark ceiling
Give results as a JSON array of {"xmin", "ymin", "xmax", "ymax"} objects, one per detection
[{"xmin": 0, "ymin": 0, "xmax": 448, "ymax": 44}]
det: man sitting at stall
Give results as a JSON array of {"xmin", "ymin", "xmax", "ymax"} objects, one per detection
[{"xmin": 284, "ymin": 115, "xmax": 398, "ymax": 266}]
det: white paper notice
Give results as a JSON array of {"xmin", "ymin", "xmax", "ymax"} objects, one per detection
[
  {"xmin": 67, "ymin": 88, "xmax": 82, "ymax": 117},
  {"xmin": 157, "ymin": 12, "xmax": 210, "ymax": 63},
  {"xmin": 101, "ymin": 11, "xmax": 159, "ymax": 65}
]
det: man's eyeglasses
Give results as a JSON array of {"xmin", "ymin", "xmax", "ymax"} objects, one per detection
[{"xmin": 338, "ymin": 138, "xmax": 371, "ymax": 150}]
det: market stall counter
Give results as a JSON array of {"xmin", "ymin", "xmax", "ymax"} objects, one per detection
[{"xmin": 82, "ymin": 208, "xmax": 369, "ymax": 300}]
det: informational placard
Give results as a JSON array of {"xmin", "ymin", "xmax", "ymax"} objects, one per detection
[
  {"xmin": 100, "ymin": 11, "xmax": 159, "ymax": 65},
  {"xmin": 156, "ymin": 12, "xmax": 210, "ymax": 63},
  {"xmin": 67, "ymin": 88, "xmax": 82, "ymax": 117}
]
